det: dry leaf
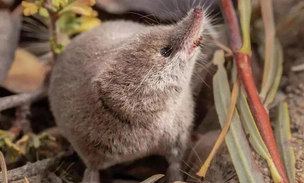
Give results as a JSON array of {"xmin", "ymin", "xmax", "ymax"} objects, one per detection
[
  {"xmin": 1, "ymin": 48, "xmax": 50, "ymax": 93},
  {"xmin": 22, "ymin": 1, "xmax": 39, "ymax": 16}
]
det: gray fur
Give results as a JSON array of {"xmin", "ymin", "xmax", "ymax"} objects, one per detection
[{"xmin": 49, "ymin": 8, "xmax": 211, "ymax": 183}]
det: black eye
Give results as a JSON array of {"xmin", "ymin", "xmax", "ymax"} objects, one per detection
[{"xmin": 160, "ymin": 46, "xmax": 172, "ymax": 57}]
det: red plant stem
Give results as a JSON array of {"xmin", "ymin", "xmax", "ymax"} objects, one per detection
[
  {"xmin": 236, "ymin": 54, "xmax": 288, "ymax": 183},
  {"xmin": 219, "ymin": 0, "xmax": 289, "ymax": 182},
  {"xmin": 219, "ymin": 0, "xmax": 242, "ymax": 52}
]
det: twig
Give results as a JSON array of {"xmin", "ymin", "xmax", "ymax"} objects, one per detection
[
  {"xmin": 45, "ymin": 0, "xmax": 59, "ymax": 64},
  {"xmin": 0, "ymin": 151, "xmax": 8, "ymax": 183},
  {"xmin": 42, "ymin": 127, "xmax": 62, "ymax": 139},
  {"xmin": 291, "ymin": 63, "xmax": 304, "ymax": 72},
  {"xmin": 8, "ymin": 104, "xmax": 32, "ymax": 137},
  {"xmin": 0, "ymin": 86, "xmax": 47, "ymax": 112},
  {"xmin": 11, "ymin": 4, "xmax": 23, "ymax": 18},
  {"xmin": 219, "ymin": 0, "xmax": 288, "ymax": 182},
  {"xmin": 0, "ymin": 158, "xmax": 58, "ymax": 182}
]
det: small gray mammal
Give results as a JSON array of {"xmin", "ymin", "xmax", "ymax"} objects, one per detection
[{"xmin": 49, "ymin": 7, "xmax": 213, "ymax": 183}]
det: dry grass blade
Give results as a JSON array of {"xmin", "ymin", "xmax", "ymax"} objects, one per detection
[
  {"xmin": 275, "ymin": 103, "xmax": 296, "ymax": 183},
  {"xmin": 0, "ymin": 151, "xmax": 8, "ymax": 183},
  {"xmin": 206, "ymin": 50, "xmax": 265, "ymax": 182},
  {"xmin": 237, "ymin": 88, "xmax": 282, "ymax": 182},
  {"xmin": 197, "ymin": 53, "xmax": 240, "ymax": 178},
  {"xmin": 141, "ymin": 174, "xmax": 164, "ymax": 183},
  {"xmin": 24, "ymin": 177, "xmax": 30, "ymax": 183}
]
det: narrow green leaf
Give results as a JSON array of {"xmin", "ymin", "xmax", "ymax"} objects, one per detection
[
  {"xmin": 275, "ymin": 102, "xmax": 296, "ymax": 183},
  {"xmin": 57, "ymin": 12, "xmax": 81, "ymax": 35},
  {"xmin": 263, "ymin": 39, "xmax": 283, "ymax": 106},
  {"xmin": 237, "ymin": 88, "xmax": 282, "ymax": 182},
  {"xmin": 253, "ymin": 22, "xmax": 283, "ymax": 107},
  {"xmin": 213, "ymin": 50, "xmax": 265, "ymax": 183},
  {"xmin": 238, "ymin": 0, "xmax": 252, "ymax": 54},
  {"xmin": 141, "ymin": 174, "xmax": 164, "ymax": 183},
  {"xmin": 38, "ymin": 7, "xmax": 49, "ymax": 18}
]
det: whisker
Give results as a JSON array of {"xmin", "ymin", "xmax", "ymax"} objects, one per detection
[
  {"xmin": 194, "ymin": 71, "xmax": 211, "ymax": 89},
  {"xmin": 179, "ymin": 168, "xmax": 202, "ymax": 183},
  {"xmin": 189, "ymin": 161, "xmax": 201, "ymax": 171},
  {"xmin": 191, "ymin": 145, "xmax": 203, "ymax": 164},
  {"xmin": 183, "ymin": 160, "xmax": 199, "ymax": 173}
]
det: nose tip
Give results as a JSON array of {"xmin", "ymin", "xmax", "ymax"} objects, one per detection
[{"xmin": 193, "ymin": 7, "xmax": 203, "ymax": 15}]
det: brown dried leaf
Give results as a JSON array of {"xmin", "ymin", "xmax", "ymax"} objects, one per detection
[{"xmin": 1, "ymin": 48, "xmax": 50, "ymax": 93}]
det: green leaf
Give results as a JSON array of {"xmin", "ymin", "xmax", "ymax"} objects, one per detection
[
  {"xmin": 263, "ymin": 39, "xmax": 283, "ymax": 106},
  {"xmin": 254, "ymin": 21, "xmax": 284, "ymax": 107},
  {"xmin": 238, "ymin": 0, "xmax": 252, "ymax": 54},
  {"xmin": 141, "ymin": 174, "xmax": 164, "ymax": 183},
  {"xmin": 38, "ymin": 132, "xmax": 56, "ymax": 141},
  {"xmin": 32, "ymin": 135, "xmax": 41, "ymax": 148},
  {"xmin": 212, "ymin": 50, "xmax": 265, "ymax": 183},
  {"xmin": 69, "ymin": 16, "xmax": 101, "ymax": 35},
  {"xmin": 59, "ymin": 0, "xmax": 98, "ymax": 17},
  {"xmin": 35, "ymin": 0, "xmax": 45, "ymax": 6},
  {"xmin": 275, "ymin": 103, "xmax": 296, "ymax": 183},
  {"xmin": 4, "ymin": 138, "xmax": 23, "ymax": 162},
  {"xmin": 237, "ymin": 87, "xmax": 282, "ymax": 182},
  {"xmin": 38, "ymin": 7, "xmax": 49, "ymax": 18},
  {"xmin": 50, "ymin": 36, "xmax": 65, "ymax": 54},
  {"xmin": 57, "ymin": 12, "xmax": 81, "ymax": 35},
  {"xmin": 51, "ymin": 0, "xmax": 68, "ymax": 9}
]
